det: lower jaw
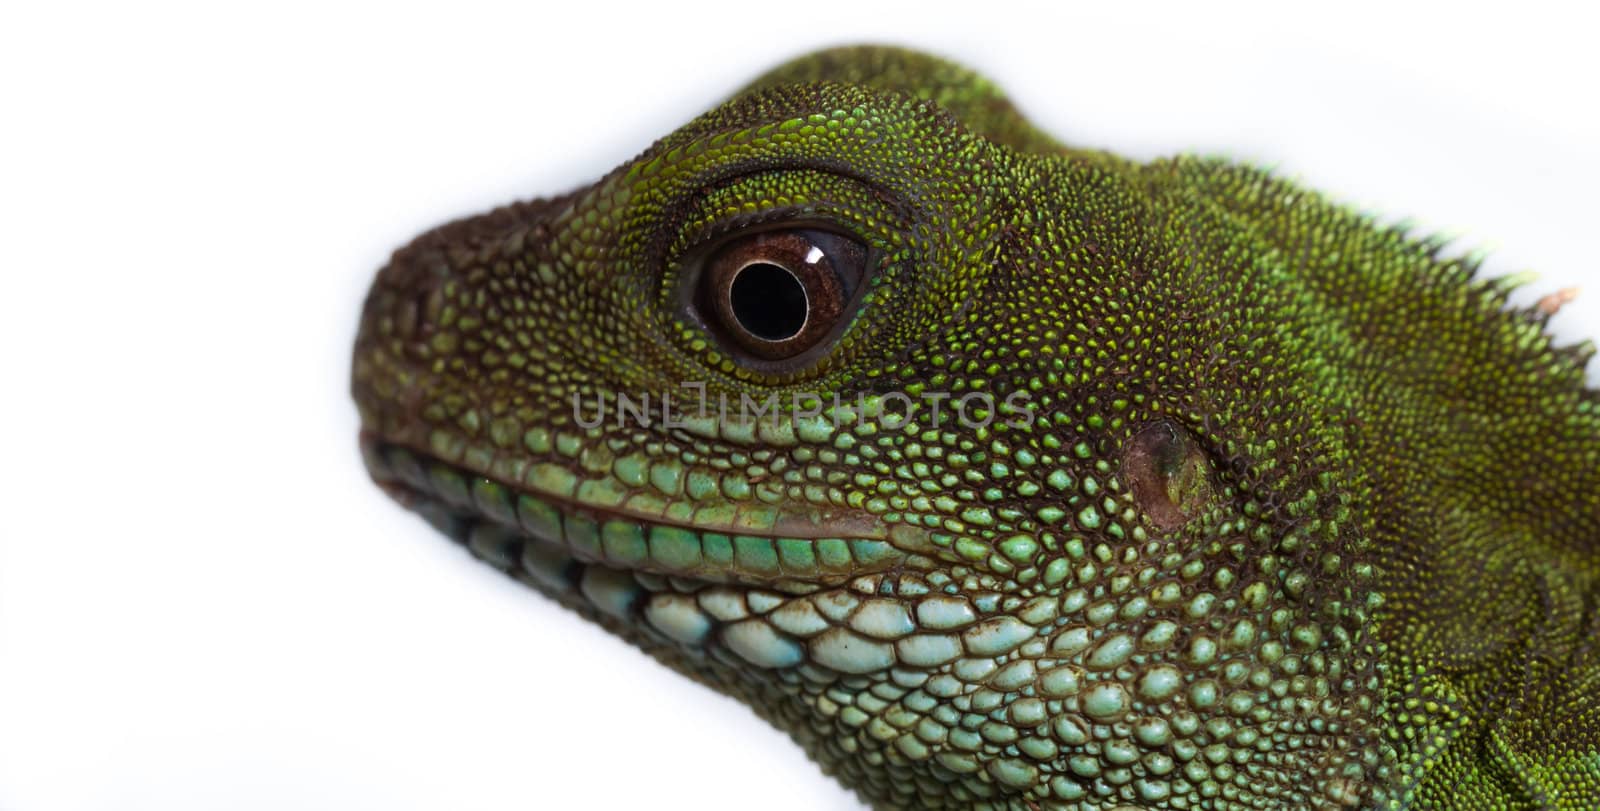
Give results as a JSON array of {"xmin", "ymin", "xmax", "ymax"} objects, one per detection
[
  {"xmin": 357, "ymin": 434, "xmax": 911, "ymax": 667},
  {"xmin": 362, "ymin": 467, "xmax": 952, "ymax": 809}
]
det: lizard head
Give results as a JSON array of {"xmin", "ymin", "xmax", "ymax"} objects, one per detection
[{"xmin": 353, "ymin": 47, "xmax": 1381, "ymax": 809}]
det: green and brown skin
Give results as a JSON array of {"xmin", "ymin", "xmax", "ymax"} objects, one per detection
[{"xmin": 351, "ymin": 47, "xmax": 1600, "ymax": 809}]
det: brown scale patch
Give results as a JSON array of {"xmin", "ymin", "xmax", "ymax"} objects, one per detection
[{"xmin": 1121, "ymin": 420, "xmax": 1215, "ymax": 530}]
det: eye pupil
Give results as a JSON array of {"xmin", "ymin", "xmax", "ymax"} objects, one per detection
[{"xmin": 730, "ymin": 262, "xmax": 808, "ymax": 341}]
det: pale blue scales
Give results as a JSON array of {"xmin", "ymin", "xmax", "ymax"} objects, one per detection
[
  {"xmin": 722, "ymin": 619, "xmax": 805, "ymax": 668},
  {"xmin": 895, "ymin": 634, "xmax": 963, "ymax": 668},
  {"xmin": 913, "ymin": 595, "xmax": 977, "ymax": 630},
  {"xmin": 809, "ymin": 627, "xmax": 896, "ymax": 674},
  {"xmin": 642, "ymin": 594, "xmax": 714, "ymax": 645},
  {"xmin": 960, "ymin": 616, "xmax": 1034, "ymax": 657},
  {"xmin": 848, "ymin": 599, "xmax": 917, "ymax": 639}
]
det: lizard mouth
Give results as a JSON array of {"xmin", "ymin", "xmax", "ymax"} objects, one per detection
[
  {"xmin": 359, "ymin": 433, "xmax": 910, "ymax": 598},
  {"xmin": 361, "ymin": 432, "xmax": 988, "ymax": 678}
]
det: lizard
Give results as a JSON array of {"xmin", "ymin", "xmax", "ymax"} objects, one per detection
[{"xmin": 350, "ymin": 46, "xmax": 1600, "ymax": 809}]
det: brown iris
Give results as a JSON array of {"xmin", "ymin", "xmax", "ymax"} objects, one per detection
[{"xmin": 696, "ymin": 228, "xmax": 867, "ymax": 363}]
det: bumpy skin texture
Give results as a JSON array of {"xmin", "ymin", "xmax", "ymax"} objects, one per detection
[{"xmin": 352, "ymin": 47, "xmax": 1600, "ymax": 809}]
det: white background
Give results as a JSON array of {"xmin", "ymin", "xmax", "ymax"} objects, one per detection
[{"xmin": 3, "ymin": 2, "xmax": 1596, "ymax": 810}]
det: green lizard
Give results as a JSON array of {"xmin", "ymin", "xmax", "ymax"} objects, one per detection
[{"xmin": 351, "ymin": 46, "xmax": 1600, "ymax": 809}]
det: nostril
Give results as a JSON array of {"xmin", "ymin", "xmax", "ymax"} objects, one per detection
[
  {"xmin": 362, "ymin": 244, "xmax": 458, "ymax": 344},
  {"xmin": 394, "ymin": 291, "xmax": 419, "ymax": 338},
  {"xmin": 356, "ymin": 281, "xmax": 423, "ymax": 344}
]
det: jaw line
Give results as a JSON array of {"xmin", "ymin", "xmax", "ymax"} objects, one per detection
[{"xmin": 360, "ymin": 432, "xmax": 917, "ymax": 590}]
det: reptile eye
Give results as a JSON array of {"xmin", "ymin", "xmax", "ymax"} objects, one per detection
[{"xmin": 696, "ymin": 229, "xmax": 868, "ymax": 363}]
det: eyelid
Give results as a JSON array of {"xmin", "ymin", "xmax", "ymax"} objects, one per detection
[{"xmin": 677, "ymin": 219, "xmax": 871, "ymax": 295}]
